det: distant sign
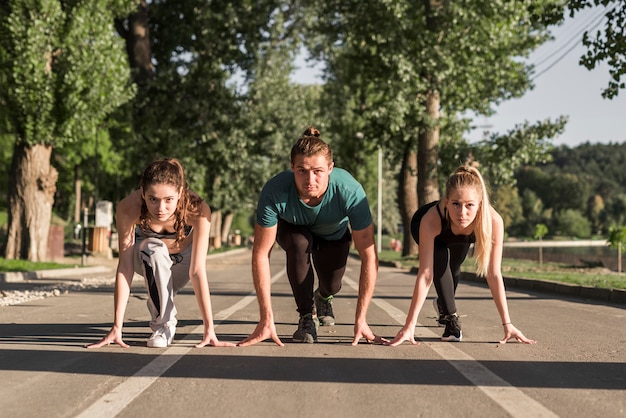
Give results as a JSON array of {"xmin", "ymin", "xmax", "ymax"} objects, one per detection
[{"xmin": 95, "ymin": 201, "xmax": 113, "ymax": 228}]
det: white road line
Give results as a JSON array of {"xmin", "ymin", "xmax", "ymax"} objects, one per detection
[
  {"xmin": 343, "ymin": 276, "xmax": 558, "ymax": 418},
  {"xmin": 79, "ymin": 267, "xmax": 556, "ymax": 418},
  {"xmin": 76, "ymin": 270, "xmax": 285, "ymax": 418}
]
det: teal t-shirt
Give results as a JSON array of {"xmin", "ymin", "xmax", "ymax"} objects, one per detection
[{"xmin": 256, "ymin": 167, "xmax": 372, "ymax": 240}]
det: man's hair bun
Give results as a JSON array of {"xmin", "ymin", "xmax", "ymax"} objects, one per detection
[{"xmin": 303, "ymin": 126, "xmax": 320, "ymax": 137}]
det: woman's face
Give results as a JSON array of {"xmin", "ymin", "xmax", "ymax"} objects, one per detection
[
  {"xmin": 445, "ymin": 186, "xmax": 481, "ymax": 232},
  {"xmin": 142, "ymin": 183, "xmax": 181, "ymax": 222}
]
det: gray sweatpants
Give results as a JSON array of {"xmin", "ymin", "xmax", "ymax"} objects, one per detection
[{"xmin": 133, "ymin": 237, "xmax": 192, "ymax": 331}]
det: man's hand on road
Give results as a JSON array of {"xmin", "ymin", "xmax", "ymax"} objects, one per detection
[{"xmin": 237, "ymin": 320, "xmax": 284, "ymax": 347}]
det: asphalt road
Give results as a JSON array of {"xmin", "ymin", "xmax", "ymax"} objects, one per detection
[{"xmin": 0, "ymin": 249, "xmax": 624, "ymax": 418}]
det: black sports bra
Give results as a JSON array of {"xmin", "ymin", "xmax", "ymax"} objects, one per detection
[{"xmin": 410, "ymin": 201, "xmax": 475, "ymax": 245}]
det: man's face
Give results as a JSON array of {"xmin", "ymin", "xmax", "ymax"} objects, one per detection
[{"xmin": 291, "ymin": 154, "xmax": 333, "ymax": 204}]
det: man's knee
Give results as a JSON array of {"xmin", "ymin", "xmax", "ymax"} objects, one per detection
[{"xmin": 279, "ymin": 230, "xmax": 312, "ymax": 254}]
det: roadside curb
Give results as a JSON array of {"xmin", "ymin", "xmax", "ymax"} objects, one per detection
[
  {"xmin": 400, "ymin": 263, "xmax": 626, "ymax": 305},
  {"xmin": 0, "ymin": 265, "xmax": 113, "ymax": 283},
  {"xmin": 462, "ymin": 271, "xmax": 626, "ymax": 305},
  {"xmin": 0, "ymin": 247, "xmax": 250, "ymax": 284}
]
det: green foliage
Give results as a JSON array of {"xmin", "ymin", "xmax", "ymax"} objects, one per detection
[
  {"xmin": 607, "ymin": 225, "xmax": 626, "ymax": 249},
  {"xmin": 301, "ymin": 0, "xmax": 568, "ymax": 249},
  {"xmin": 569, "ymin": 1, "xmax": 626, "ymax": 98},
  {"xmin": 0, "ymin": 0, "xmax": 64, "ymax": 144},
  {"xmin": 601, "ymin": 194, "xmax": 626, "ymax": 227},
  {"xmin": 498, "ymin": 257, "xmax": 626, "ymax": 290},
  {"xmin": 0, "ymin": 257, "xmax": 75, "ymax": 272},
  {"xmin": 492, "ymin": 184, "xmax": 524, "ymax": 233},
  {"xmin": 554, "ymin": 209, "xmax": 592, "ymax": 238},
  {"xmin": 0, "ymin": 133, "xmax": 11, "ymax": 208},
  {"xmin": 551, "ymin": 142, "xmax": 626, "ymax": 194},
  {"xmin": 471, "ymin": 118, "xmax": 567, "ymax": 186},
  {"xmin": 4, "ymin": 0, "xmax": 618, "ymax": 249},
  {"xmin": 587, "ymin": 194, "xmax": 605, "ymax": 233},
  {"xmin": 534, "ymin": 223, "xmax": 549, "ymax": 239},
  {"xmin": 113, "ymin": 0, "xmax": 304, "ymax": 216},
  {"xmin": 517, "ymin": 142, "xmax": 626, "ymax": 236},
  {"xmin": 0, "ymin": 0, "xmax": 135, "ymax": 146}
]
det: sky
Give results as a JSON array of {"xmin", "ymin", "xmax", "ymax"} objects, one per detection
[{"xmin": 291, "ymin": 6, "xmax": 625, "ymax": 148}]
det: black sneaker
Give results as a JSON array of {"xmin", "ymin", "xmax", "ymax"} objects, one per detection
[
  {"xmin": 441, "ymin": 313, "xmax": 462, "ymax": 342},
  {"xmin": 314, "ymin": 289, "xmax": 335, "ymax": 326},
  {"xmin": 432, "ymin": 297, "xmax": 446, "ymax": 327},
  {"xmin": 292, "ymin": 313, "xmax": 318, "ymax": 343}
]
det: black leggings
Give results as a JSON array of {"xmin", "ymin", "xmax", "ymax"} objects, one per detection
[
  {"xmin": 276, "ymin": 220, "xmax": 351, "ymax": 316},
  {"xmin": 432, "ymin": 242, "xmax": 461, "ymax": 315},
  {"xmin": 410, "ymin": 204, "xmax": 469, "ymax": 316}
]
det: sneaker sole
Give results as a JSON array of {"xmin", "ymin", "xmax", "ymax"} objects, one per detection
[
  {"xmin": 292, "ymin": 334, "xmax": 316, "ymax": 343},
  {"xmin": 318, "ymin": 316, "xmax": 335, "ymax": 326},
  {"xmin": 147, "ymin": 329, "xmax": 175, "ymax": 348},
  {"xmin": 441, "ymin": 332, "xmax": 462, "ymax": 342}
]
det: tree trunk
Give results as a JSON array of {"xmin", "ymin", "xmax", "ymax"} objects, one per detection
[
  {"xmin": 5, "ymin": 143, "xmax": 58, "ymax": 261},
  {"xmin": 399, "ymin": 143, "xmax": 418, "ymax": 256},
  {"xmin": 210, "ymin": 209, "xmax": 222, "ymax": 250},
  {"xmin": 74, "ymin": 164, "xmax": 81, "ymax": 224},
  {"xmin": 116, "ymin": 0, "xmax": 153, "ymax": 84},
  {"xmin": 417, "ymin": 88, "xmax": 441, "ymax": 207},
  {"xmin": 221, "ymin": 211, "xmax": 233, "ymax": 246}
]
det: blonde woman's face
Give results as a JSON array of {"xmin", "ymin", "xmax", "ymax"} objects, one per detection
[
  {"xmin": 445, "ymin": 186, "xmax": 480, "ymax": 232},
  {"xmin": 142, "ymin": 183, "xmax": 181, "ymax": 223}
]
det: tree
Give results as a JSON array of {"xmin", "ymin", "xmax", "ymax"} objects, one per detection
[
  {"xmin": 587, "ymin": 194, "xmax": 605, "ymax": 235},
  {"xmin": 492, "ymin": 184, "xmax": 524, "ymax": 236},
  {"xmin": 0, "ymin": 0, "xmax": 135, "ymax": 260},
  {"xmin": 306, "ymin": 0, "xmax": 567, "ymax": 255},
  {"xmin": 109, "ymin": 1, "xmax": 301, "ymax": 236},
  {"xmin": 471, "ymin": 119, "xmax": 566, "ymax": 187},
  {"xmin": 569, "ymin": 1, "xmax": 626, "ymax": 99},
  {"xmin": 554, "ymin": 209, "xmax": 592, "ymax": 238},
  {"xmin": 600, "ymin": 194, "xmax": 626, "ymax": 229},
  {"xmin": 607, "ymin": 225, "xmax": 626, "ymax": 273},
  {"xmin": 534, "ymin": 223, "xmax": 549, "ymax": 266}
]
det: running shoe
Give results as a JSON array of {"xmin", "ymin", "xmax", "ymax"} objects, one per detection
[
  {"xmin": 292, "ymin": 313, "xmax": 318, "ymax": 343},
  {"xmin": 147, "ymin": 325, "xmax": 176, "ymax": 348},
  {"xmin": 314, "ymin": 289, "xmax": 335, "ymax": 326},
  {"xmin": 441, "ymin": 314, "xmax": 462, "ymax": 342}
]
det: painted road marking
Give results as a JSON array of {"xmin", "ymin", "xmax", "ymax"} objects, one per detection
[
  {"xmin": 78, "ymin": 269, "xmax": 556, "ymax": 418},
  {"xmin": 344, "ymin": 276, "xmax": 558, "ymax": 418},
  {"xmin": 76, "ymin": 270, "xmax": 286, "ymax": 418}
]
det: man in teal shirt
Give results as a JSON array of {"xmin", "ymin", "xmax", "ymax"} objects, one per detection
[{"xmin": 239, "ymin": 126, "xmax": 388, "ymax": 345}]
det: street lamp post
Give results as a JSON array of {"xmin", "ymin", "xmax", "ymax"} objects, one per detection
[{"xmin": 377, "ymin": 146, "xmax": 382, "ymax": 253}]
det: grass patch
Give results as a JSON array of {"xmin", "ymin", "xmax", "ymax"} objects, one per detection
[
  {"xmin": 0, "ymin": 245, "xmax": 243, "ymax": 273},
  {"xmin": 377, "ymin": 251, "xmax": 626, "ymax": 290},
  {"xmin": 0, "ymin": 258, "xmax": 78, "ymax": 273},
  {"xmin": 499, "ymin": 258, "xmax": 626, "ymax": 290}
]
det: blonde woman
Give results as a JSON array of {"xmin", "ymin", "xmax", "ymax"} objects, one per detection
[{"xmin": 391, "ymin": 166, "xmax": 536, "ymax": 345}]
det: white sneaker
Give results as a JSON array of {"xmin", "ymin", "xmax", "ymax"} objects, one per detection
[{"xmin": 147, "ymin": 326, "xmax": 176, "ymax": 348}]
